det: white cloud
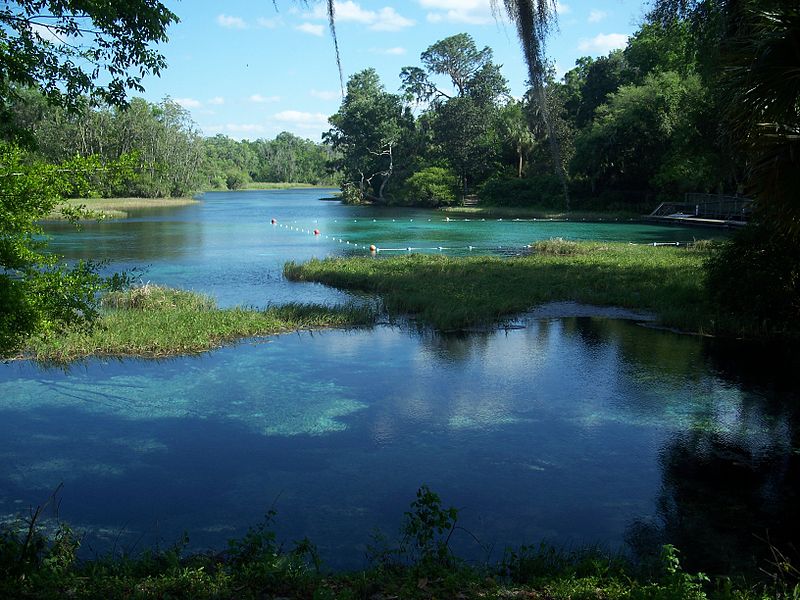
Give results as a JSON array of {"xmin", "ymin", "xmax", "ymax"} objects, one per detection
[
  {"xmin": 309, "ymin": 1, "xmax": 414, "ymax": 31},
  {"xmin": 249, "ymin": 94, "xmax": 281, "ymax": 103},
  {"xmin": 419, "ymin": 0, "xmax": 498, "ymax": 25},
  {"xmin": 588, "ymin": 9, "xmax": 608, "ymax": 23},
  {"xmin": 174, "ymin": 97, "xmax": 202, "ymax": 109},
  {"xmin": 371, "ymin": 7, "xmax": 414, "ymax": 30},
  {"xmin": 578, "ymin": 33, "xmax": 629, "ymax": 54},
  {"xmin": 208, "ymin": 97, "xmax": 225, "ymax": 105},
  {"xmin": 555, "ymin": 1, "xmax": 571, "ymax": 15},
  {"xmin": 296, "ymin": 22, "xmax": 324, "ymax": 36},
  {"xmin": 310, "ymin": 89, "xmax": 341, "ymax": 101},
  {"xmin": 274, "ymin": 111, "xmax": 329, "ymax": 125},
  {"xmin": 321, "ymin": 1, "xmax": 374, "ymax": 23},
  {"xmin": 217, "ymin": 14, "xmax": 247, "ymax": 29},
  {"xmin": 31, "ymin": 23, "xmax": 62, "ymax": 43},
  {"xmin": 256, "ymin": 16, "xmax": 282, "ymax": 28}
]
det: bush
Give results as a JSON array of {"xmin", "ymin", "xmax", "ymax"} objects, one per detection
[
  {"xmin": 706, "ymin": 222, "xmax": 800, "ymax": 337},
  {"xmin": 340, "ymin": 182, "xmax": 365, "ymax": 205},
  {"xmin": 225, "ymin": 170, "xmax": 248, "ymax": 190},
  {"xmin": 479, "ymin": 174, "xmax": 564, "ymax": 208},
  {"xmin": 403, "ymin": 167, "xmax": 460, "ymax": 207}
]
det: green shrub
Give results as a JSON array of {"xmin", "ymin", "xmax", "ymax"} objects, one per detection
[
  {"xmin": 479, "ymin": 174, "xmax": 564, "ymax": 208},
  {"xmin": 340, "ymin": 182, "xmax": 365, "ymax": 205},
  {"xmin": 403, "ymin": 167, "xmax": 460, "ymax": 207},
  {"xmin": 225, "ymin": 170, "xmax": 248, "ymax": 190},
  {"xmin": 706, "ymin": 222, "xmax": 800, "ymax": 337}
]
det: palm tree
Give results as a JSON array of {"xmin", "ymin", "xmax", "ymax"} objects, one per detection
[
  {"xmin": 499, "ymin": 100, "xmax": 536, "ymax": 177},
  {"xmin": 319, "ymin": 0, "xmax": 568, "ymax": 204},
  {"xmin": 721, "ymin": 1, "xmax": 800, "ymax": 234},
  {"xmin": 491, "ymin": 1, "xmax": 569, "ymax": 206}
]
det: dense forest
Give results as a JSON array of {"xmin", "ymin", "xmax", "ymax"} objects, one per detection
[
  {"xmin": 3, "ymin": 89, "xmax": 337, "ymax": 198},
  {"xmin": 326, "ymin": 20, "xmax": 742, "ymax": 211}
]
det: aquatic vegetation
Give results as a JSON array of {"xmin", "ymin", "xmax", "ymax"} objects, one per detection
[
  {"xmin": 20, "ymin": 286, "xmax": 375, "ymax": 363},
  {"xmin": 285, "ymin": 241, "xmax": 712, "ymax": 332},
  {"xmin": 45, "ymin": 197, "xmax": 200, "ymax": 220},
  {"xmin": 0, "ymin": 485, "xmax": 795, "ymax": 599}
]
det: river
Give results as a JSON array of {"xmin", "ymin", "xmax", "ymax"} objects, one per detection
[{"xmin": 1, "ymin": 189, "xmax": 796, "ymax": 573}]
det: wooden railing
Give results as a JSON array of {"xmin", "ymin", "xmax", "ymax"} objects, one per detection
[{"xmin": 650, "ymin": 194, "xmax": 753, "ymax": 222}]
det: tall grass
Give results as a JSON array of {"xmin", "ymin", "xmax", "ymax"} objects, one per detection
[
  {"xmin": 286, "ymin": 241, "xmax": 719, "ymax": 333},
  {"xmin": 22, "ymin": 285, "xmax": 374, "ymax": 363},
  {"xmin": 440, "ymin": 205, "xmax": 642, "ymax": 221},
  {"xmin": 45, "ymin": 197, "xmax": 200, "ymax": 220}
]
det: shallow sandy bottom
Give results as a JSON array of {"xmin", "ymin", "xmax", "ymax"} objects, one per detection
[{"xmin": 521, "ymin": 301, "xmax": 657, "ymax": 323}]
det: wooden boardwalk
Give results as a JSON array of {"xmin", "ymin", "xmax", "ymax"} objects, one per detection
[{"xmin": 647, "ymin": 193, "xmax": 752, "ymax": 228}]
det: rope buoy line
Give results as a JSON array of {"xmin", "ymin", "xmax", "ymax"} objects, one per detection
[{"xmin": 269, "ymin": 218, "xmax": 694, "ymax": 253}]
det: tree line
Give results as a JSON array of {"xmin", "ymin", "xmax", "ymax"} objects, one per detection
[
  {"xmin": 3, "ymin": 89, "xmax": 337, "ymax": 198},
  {"xmin": 326, "ymin": 19, "xmax": 748, "ymax": 211}
]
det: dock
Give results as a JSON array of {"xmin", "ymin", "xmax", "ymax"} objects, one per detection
[{"xmin": 646, "ymin": 193, "xmax": 752, "ymax": 229}]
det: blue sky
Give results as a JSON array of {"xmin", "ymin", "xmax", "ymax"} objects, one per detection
[{"xmin": 140, "ymin": 0, "xmax": 648, "ymax": 141}]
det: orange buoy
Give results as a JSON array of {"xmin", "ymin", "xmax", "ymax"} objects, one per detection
[
  {"xmin": 270, "ymin": 218, "xmax": 276, "ymax": 225},
  {"xmin": 314, "ymin": 229, "xmax": 320, "ymax": 235}
]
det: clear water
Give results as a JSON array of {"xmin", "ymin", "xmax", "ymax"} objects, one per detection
[
  {"xmin": 3, "ymin": 191, "xmax": 795, "ymax": 574},
  {"xmin": 43, "ymin": 189, "xmax": 725, "ymax": 308}
]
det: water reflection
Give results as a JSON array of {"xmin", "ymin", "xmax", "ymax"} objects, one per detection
[{"xmin": 1, "ymin": 318, "xmax": 796, "ymax": 573}]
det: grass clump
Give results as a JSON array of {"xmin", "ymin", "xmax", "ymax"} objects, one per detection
[
  {"xmin": 1, "ymin": 485, "xmax": 796, "ymax": 599},
  {"xmin": 45, "ymin": 197, "xmax": 200, "ymax": 220},
  {"xmin": 531, "ymin": 237, "xmax": 589, "ymax": 255},
  {"xmin": 440, "ymin": 205, "xmax": 641, "ymax": 221},
  {"xmin": 21, "ymin": 286, "xmax": 374, "ymax": 363},
  {"xmin": 286, "ymin": 242, "xmax": 713, "ymax": 333}
]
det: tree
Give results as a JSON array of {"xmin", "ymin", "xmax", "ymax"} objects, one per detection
[
  {"xmin": 401, "ymin": 33, "xmax": 508, "ymax": 105},
  {"xmin": 499, "ymin": 101, "xmax": 535, "ymax": 178},
  {"xmin": 0, "ymin": 1, "xmax": 178, "ymax": 124},
  {"xmin": 325, "ymin": 69, "xmax": 414, "ymax": 202},
  {"xmin": 571, "ymin": 71, "xmax": 712, "ymax": 197},
  {"xmin": 0, "ymin": 0, "xmax": 177, "ymax": 354},
  {"xmin": 493, "ymin": 0, "xmax": 570, "ymax": 206}
]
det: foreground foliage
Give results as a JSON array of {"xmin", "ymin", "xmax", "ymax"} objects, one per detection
[
  {"xmin": 285, "ymin": 240, "xmax": 797, "ymax": 340},
  {"xmin": 1, "ymin": 485, "xmax": 796, "ymax": 599},
  {"xmin": 19, "ymin": 285, "xmax": 374, "ymax": 363}
]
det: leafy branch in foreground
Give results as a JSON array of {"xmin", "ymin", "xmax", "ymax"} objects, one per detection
[{"xmin": 0, "ymin": 144, "xmax": 137, "ymax": 356}]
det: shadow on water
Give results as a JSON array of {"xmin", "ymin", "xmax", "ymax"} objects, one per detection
[{"xmin": 2, "ymin": 319, "xmax": 798, "ymax": 574}]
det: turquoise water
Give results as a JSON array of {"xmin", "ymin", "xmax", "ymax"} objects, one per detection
[
  {"xmin": 43, "ymin": 189, "xmax": 723, "ymax": 307},
  {"xmin": 3, "ymin": 190, "xmax": 795, "ymax": 573}
]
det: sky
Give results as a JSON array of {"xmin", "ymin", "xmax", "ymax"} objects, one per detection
[{"xmin": 139, "ymin": 0, "xmax": 649, "ymax": 142}]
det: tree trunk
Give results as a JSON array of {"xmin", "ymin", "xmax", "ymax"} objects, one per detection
[{"xmin": 533, "ymin": 80, "xmax": 569, "ymax": 210}]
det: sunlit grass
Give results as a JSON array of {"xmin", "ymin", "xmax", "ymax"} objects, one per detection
[
  {"xmin": 21, "ymin": 285, "xmax": 374, "ymax": 363},
  {"xmin": 285, "ymin": 241, "xmax": 721, "ymax": 333},
  {"xmin": 440, "ymin": 205, "xmax": 642, "ymax": 220},
  {"xmin": 46, "ymin": 197, "xmax": 200, "ymax": 220}
]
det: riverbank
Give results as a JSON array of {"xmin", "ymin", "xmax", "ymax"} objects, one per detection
[
  {"xmin": 20, "ymin": 286, "xmax": 373, "ymax": 363},
  {"xmin": 47, "ymin": 197, "xmax": 200, "ymax": 220},
  {"xmin": 285, "ymin": 240, "xmax": 733, "ymax": 335},
  {"xmin": 1, "ymin": 485, "xmax": 793, "ymax": 599},
  {"xmin": 440, "ymin": 205, "xmax": 642, "ymax": 221}
]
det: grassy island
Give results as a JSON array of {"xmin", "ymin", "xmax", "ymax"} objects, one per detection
[
  {"xmin": 286, "ymin": 240, "xmax": 732, "ymax": 335},
  {"xmin": 20, "ymin": 285, "xmax": 373, "ymax": 363}
]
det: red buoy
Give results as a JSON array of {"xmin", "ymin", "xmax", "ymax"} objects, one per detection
[
  {"xmin": 270, "ymin": 218, "xmax": 277, "ymax": 225},
  {"xmin": 314, "ymin": 229, "xmax": 320, "ymax": 235}
]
